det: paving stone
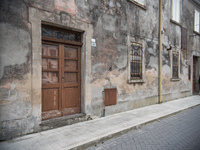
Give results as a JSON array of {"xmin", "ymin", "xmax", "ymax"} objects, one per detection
[{"xmin": 87, "ymin": 105, "xmax": 200, "ymax": 150}]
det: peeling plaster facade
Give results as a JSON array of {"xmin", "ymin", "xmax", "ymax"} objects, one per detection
[{"xmin": 0, "ymin": 0, "xmax": 200, "ymax": 140}]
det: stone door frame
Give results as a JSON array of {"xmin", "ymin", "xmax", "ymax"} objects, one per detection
[{"xmin": 28, "ymin": 7, "xmax": 93, "ymax": 129}]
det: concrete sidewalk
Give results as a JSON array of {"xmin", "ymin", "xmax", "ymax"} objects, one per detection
[{"xmin": 0, "ymin": 96, "xmax": 200, "ymax": 150}]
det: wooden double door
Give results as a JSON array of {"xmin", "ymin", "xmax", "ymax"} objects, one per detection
[{"xmin": 42, "ymin": 42, "xmax": 81, "ymax": 120}]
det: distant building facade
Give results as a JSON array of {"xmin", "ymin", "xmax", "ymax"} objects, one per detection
[{"xmin": 0, "ymin": 0, "xmax": 200, "ymax": 140}]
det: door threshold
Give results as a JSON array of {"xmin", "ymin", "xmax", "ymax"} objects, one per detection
[{"xmin": 39, "ymin": 113, "xmax": 86, "ymax": 131}]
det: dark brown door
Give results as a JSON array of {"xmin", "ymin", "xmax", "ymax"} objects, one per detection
[
  {"xmin": 193, "ymin": 56, "xmax": 197, "ymax": 94},
  {"xmin": 42, "ymin": 43, "xmax": 81, "ymax": 120}
]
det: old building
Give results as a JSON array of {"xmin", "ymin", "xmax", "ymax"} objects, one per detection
[{"xmin": 0, "ymin": 0, "xmax": 200, "ymax": 140}]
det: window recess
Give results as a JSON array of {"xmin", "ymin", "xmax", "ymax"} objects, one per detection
[
  {"xmin": 171, "ymin": 51, "xmax": 180, "ymax": 81},
  {"xmin": 127, "ymin": 41, "xmax": 145, "ymax": 83},
  {"xmin": 194, "ymin": 10, "xmax": 200, "ymax": 33}
]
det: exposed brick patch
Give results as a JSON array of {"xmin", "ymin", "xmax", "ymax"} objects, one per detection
[{"xmin": 54, "ymin": 0, "xmax": 77, "ymax": 16}]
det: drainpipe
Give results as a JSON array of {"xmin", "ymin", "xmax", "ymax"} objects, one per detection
[{"xmin": 159, "ymin": 0, "xmax": 162, "ymax": 103}]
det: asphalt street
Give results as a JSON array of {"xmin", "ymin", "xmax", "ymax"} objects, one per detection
[{"xmin": 87, "ymin": 105, "xmax": 200, "ymax": 150}]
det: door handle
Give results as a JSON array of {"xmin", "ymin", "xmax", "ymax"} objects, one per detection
[{"xmin": 62, "ymin": 76, "xmax": 64, "ymax": 82}]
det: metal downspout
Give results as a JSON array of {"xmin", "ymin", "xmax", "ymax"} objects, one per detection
[{"xmin": 159, "ymin": 0, "xmax": 162, "ymax": 103}]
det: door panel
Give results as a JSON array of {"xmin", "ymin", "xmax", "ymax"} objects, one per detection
[
  {"xmin": 64, "ymin": 46, "xmax": 78, "ymax": 58},
  {"xmin": 42, "ymin": 110, "xmax": 62, "ymax": 120},
  {"xmin": 62, "ymin": 46, "xmax": 81, "ymax": 115},
  {"xmin": 64, "ymin": 60, "xmax": 78, "ymax": 71},
  {"xmin": 42, "ymin": 44, "xmax": 59, "ymax": 57},
  {"xmin": 64, "ymin": 72, "xmax": 78, "ymax": 83},
  {"xmin": 42, "ymin": 72, "xmax": 59, "ymax": 83},
  {"xmin": 63, "ymin": 87, "xmax": 80, "ymax": 108},
  {"xmin": 42, "ymin": 88, "xmax": 59, "ymax": 111}
]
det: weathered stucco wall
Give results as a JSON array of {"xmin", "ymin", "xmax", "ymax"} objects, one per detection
[
  {"xmin": 0, "ymin": 0, "xmax": 34, "ymax": 140},
  {"xmin": 0, "ymin": 0, "xmax": 199, "ymax": 140}
]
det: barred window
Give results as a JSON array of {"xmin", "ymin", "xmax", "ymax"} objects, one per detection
[
  {"xmin": 172, "ymin": 52, "xmax": 179, "ymax": 78},
  {"xmin": 130, "ymin": 42, "xmax": 142, "ymax": 79}
]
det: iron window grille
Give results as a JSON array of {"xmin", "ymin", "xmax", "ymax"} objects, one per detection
[
  {"xmin": 130, "ymin": 42, "xmax": 142, "ymax": 80},
  {"xmin": 172, "ymin": 52, "xmax": 179, "ymax": 79}
]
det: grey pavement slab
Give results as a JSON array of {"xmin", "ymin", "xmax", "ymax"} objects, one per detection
[
  {"xmin": 0, "ymin": 96, "xmax": 200, "ymax": 150},
  {"xmin": 87, "ymin": 102, "xmax": 200, "ymax": 150}
]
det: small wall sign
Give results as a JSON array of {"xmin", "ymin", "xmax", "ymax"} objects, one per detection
[{"xmin": 91, "ymin": 39, "xmax": 96, "ymax": 47}]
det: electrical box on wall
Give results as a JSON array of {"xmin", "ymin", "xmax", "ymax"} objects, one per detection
[{"xmin": 104, "ymin": 88, "xmax": 117, "ymax": 106}]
